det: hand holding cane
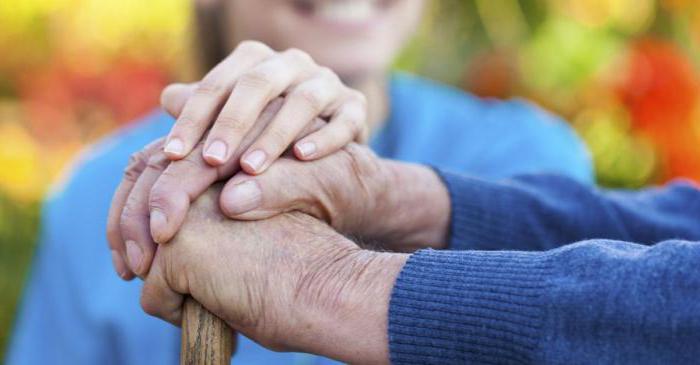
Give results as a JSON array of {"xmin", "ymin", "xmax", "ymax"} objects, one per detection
[{"xmin": 180, "ymin": 296, "xmax": 235, "ymax": 365}]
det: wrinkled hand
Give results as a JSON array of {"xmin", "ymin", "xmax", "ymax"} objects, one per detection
[
  {"xmin": 107, "ymin": 99, "xmax": 325, "ymax": 279},
  {"xmin": 219, "ymin": 144, "xmax": 451, "ymax": 252},
  {"xmin": 141, "ymin": 186, "xmax": 405, "ymax": 364}
]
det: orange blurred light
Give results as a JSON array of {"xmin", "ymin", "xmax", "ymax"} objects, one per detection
[{"xmin": 616, "ymin": 38, "xmax": 700, "ymax": 182}]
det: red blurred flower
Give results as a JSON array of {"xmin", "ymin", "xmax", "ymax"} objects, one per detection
[
  {"xmin": 615, "ymin": 38, "xmax": 700, "ymax": 182},
  {"xmin": 18, "ymin": 56, "xmax": 169, "ymax": 145}
]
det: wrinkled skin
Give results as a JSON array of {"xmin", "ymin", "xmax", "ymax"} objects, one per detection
[
  {"xmin": 108, "ymin": 140, "xmax": 449, "ymax": 279},
  {"xmin": 141, "ymin": 186, "xmax": 406, "ymax": 364},
  {"xmin": 219, "ymin": 144, "xmax": 451, "ymax": 252}
]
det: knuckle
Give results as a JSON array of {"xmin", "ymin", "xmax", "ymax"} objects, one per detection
[
  {"xmin": 119, "ymin": 207, "xmax": 140, "ymax": 237},
  {"xmin": 317, "ymin": 66, "xmax": 335, "ymax": 79},
  {"xmin": 340, "ymin": 102, "xmax": 366, "ymax": 122},
  {"xmin": 348, "ymin": 89, "xmax": 368, "ymax": 106},
  {"xmin": 167, "ymin": 157, "xmax": 204, "ymax": 177},
  {"xmin": 145, "ymin": 153, "xmax": 169, "ymax": 172},
  {"xmin": 358, "ymin": 123, "xmax": 370, "ymax": 142},
  {"xmin": 344, "ymin": 116, "xmax": 363, "ymax": 137},
  {"xmin": 127, "ymin": 150, "xmax": 146, "ymax": 168},
  {"xmin": 266, "ymin": 127, "xmax": 293, "ymax": 148},
  {"xmin": 124, "ymin": 155, "xmax": 147, "ymax": 182},
  {"xmin": 148, "ymin": 188, "xmax": 169, "ymax": 212},
  {"xmin": 237, "ymin": 40, "xmax": 273, "ymax": 57},
  {"xmin": 347, "ymin": 113, "xmax": 367, "ymax": 134},
  {"xmin": 239, "ymin": 69, "xmax": 274, "ymax": 90},
  {"xmin": 307, "ymin": 117, "xmax": 327, "ymax": 134},
  {"xmin": 175, "ymin": 115, "xmax": 198, "ymax": 130},
  {"xmin": 144, "ymin": 137, "xmax": 166, "ymax": 151},
  {"xmin": 317, "ymin": 67, "xmax": 340, "ymax": 85},
  {"xmin": 214, "ymin": 114, "xmax": 250, "ymax": 135},
  {"xmin": 284, "ymin": 48, "xmax": 313, "ymax": 65},
  {"xmin": 335, "ymin": 126, "xmax": 356, "ymax": 147},
  {"xmin": 140, "ymin": 290, "xmax": 160, "ymax": 316},
  {"xmin": 341, "ymin": 144, "xmax": 380, "ymax": 176},
  {"xmin": 293, "ymin": 87, "xmax": 324, "ymax": 112},
  {"xmin": 194, "ymin": 79, "xmax": 226, "ymax": 97}
]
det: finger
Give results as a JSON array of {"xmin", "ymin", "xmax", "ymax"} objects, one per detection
[
  {"xmin": 164, "ymin": 41, "xmax": 273, "ymax": 160},
  {"xmin": 149, "ymin": 99, "xmax": 291, "ymax": 244},
  {"xmin": 202, "ymin": 48, "xmax": 316, "ymax": 166},
  {"xmin": 294, "ymin": 93, "xmax": 368, "ymax": 160},
  {"xmin": 219, "ymin": 169, "xmax": 291, "ymax": 220},
  {"xmin": 240, "ymin": 70, "xmax": 342, "ymax": 174},
  {"xmin": 141, "ymin": 251, "xmax": 184, "ymax": 326},
  {"xmin": 220, "ymin": 158, "xmax": 326, "ymax": 220},
  {"xmin": 148, "ymin": 141, "xmax": 219, "ymax": 245},
  {"xmin": 107, "ymin": 138, "xmax": 164, "ymax": 280},
  {"xmin": 161, "ymin": 83, "xmax": 197, "ymax": 118},
  {"xmin": 119, "ymin": 151, "xmax": 170, "ymax": 277}
]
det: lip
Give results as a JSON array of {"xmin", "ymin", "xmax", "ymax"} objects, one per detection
[{"xmin": 289, "ymin": 0, "xmax": 388, "ymax": 34}]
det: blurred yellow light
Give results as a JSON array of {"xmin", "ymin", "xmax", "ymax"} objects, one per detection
[
  {"xmin": 0, "ymin": 0, "xmax": 191, "ymax": 74},
  {"xmin": 63, "ymin": 0, "xmax": 190, "ymax": 59},
  {"xmin": 0, "ymin": 120, "xmax": 44, "ymax": 202},
  {"xmin": 557, "ymin": 0, "xmax": 655, "ymax": 33}
]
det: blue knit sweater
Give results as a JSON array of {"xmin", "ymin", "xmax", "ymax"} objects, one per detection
[{"xmin": 388, "ymin": 172, "xmax": 700, "ymax": 364}]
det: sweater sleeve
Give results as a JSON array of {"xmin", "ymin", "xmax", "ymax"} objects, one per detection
[
  {"xmin": 437, "ymin": 170, "xmax": 700, "ymax": 251},
  {"xmin": 388, "ymin": 240, "xmax": 700, "ymax": 364}
]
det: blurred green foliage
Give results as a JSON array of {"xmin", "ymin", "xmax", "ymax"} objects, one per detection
[{"xmin": 0, "ymin": 191, "xmax": 39, "ymax": 359}]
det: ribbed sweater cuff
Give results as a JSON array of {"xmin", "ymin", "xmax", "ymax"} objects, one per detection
[
  {"xmin": 435, "ymin": 170, "xmax": 519, "ymax": 251},
  {"xmin": 388, "ymin": 249, "xmax": 551, "ymax": 365}
]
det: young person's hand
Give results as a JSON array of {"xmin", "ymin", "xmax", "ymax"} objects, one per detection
[{"xmin": 161, "ymin": 40, "xmax": 368, "ymax": 174}]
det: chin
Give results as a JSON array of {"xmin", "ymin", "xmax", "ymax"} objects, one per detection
[
  {"xmin": 228, "ymin": 0, "xmax": 423, "ymax": 79},
  {"xmin": 312, "ymin": 48, "xmax": 393, "ymax": 81},
  {"xmin": 278, "ymin": 0, "xmax": 421, "ymax": 78},
  {"xmin": 289, "ymin": 0, "xmax": 399, "ymax": 31}
]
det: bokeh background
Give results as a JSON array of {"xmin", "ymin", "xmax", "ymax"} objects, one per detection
[{"xmin": 2, "ymin": 0, "xmax": 699, "ymax": 357}]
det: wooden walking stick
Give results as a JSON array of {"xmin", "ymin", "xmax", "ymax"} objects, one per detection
[{"xmin": 181, "ymin": 296, "xmax": 235, "ymax": 365}]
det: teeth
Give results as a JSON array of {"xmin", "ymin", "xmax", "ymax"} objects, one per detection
[{"xmin": 315, "ymin": 1, "xmax": 376, "ymax": 23}]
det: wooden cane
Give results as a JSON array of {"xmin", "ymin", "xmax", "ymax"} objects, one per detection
[{"xmin": 180, "ymin": 296, "xmax": 234, "ymax": 365}]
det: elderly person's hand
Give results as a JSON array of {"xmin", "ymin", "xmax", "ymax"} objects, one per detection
[
  {"xmin": 218, "ymin": 144, "xmax": 451, "ymax": 252},
  {"xmin": 107, "ymin": 98, "xmax": 326, "ymax": 279},
  {"xmin": 141, "ymin": 186, "xmax": 406, "ymax": 365},
  {"xmin": 108, "ymin": 108, "xmax": 447, "ymax": 280}
]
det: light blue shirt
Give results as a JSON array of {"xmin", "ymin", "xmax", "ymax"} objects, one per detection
[{"xmin": 7, "ymin": 73, "xmax": 592, "ymax": 365}]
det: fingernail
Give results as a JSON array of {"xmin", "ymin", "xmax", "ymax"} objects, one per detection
[
  {"xmin": 296, "ymin": 142, "xmax": 317, "ymax": 158},
  {"xmin": 242, "ymin": 150, "xmax": 267, "ymax": 172},
  {"xmin": 150, "ymin": 209, "xmax": 167, "ymax": 243},
  {"xmin": 125, "ymin": 240, "xmax": 143, "ymax": 274},
  {"xmin": 110, "ymin": 249, "xmax": 128, "ymax": 279},
  {"xmin": 204, "ymin": 140, "xmax": 228, "ymax": 164},
  {"xmin": 225, "ymin": 180, "xmax": 262, "ymax": 215},
  {"xmin": 164, "ymin": 138, "xmax": 184, "ymax": 156}
]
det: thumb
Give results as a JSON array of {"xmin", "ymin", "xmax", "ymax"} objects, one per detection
[{"xmin": 219, "ymin": 160, "xmax": 322, "ymax": 220}]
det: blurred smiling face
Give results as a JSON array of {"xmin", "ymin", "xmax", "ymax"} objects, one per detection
[{"xmin": 224, "ymin": 0, "xmax": 425, "ymax": 79}]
